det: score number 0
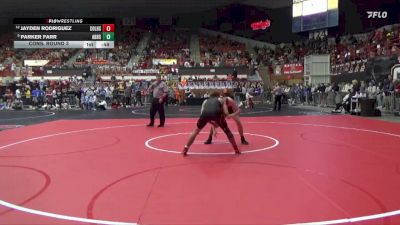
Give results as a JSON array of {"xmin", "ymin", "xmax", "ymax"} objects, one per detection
[{"xmin": 102, "ymin": 24, "xmax": 115, "ymax": 32}]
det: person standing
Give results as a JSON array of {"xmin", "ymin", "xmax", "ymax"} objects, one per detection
[
  {"xmin": 25, "ymin": 87, "xmax": 31, "ymax": 106},
  {"xmin": 135, "ymin": 87, "xmax": 143, "ymax": 107},
  {"xmin": 165, "ymin": 86, "xmax": 172, "ymax": 107},
  {"xmin": 32, "ymin": 87, "xmax": 40, "ymax": 108},
  {"xmin": 5, "ymin": 89, "xmax": 13, "ymax": 109},
  {"xmin": 124, "ymin": 84, "xmax": 132, "ymax": 107},
  {"xmin": 174, "ymin": 88, "xmax": 181, "ymax": 106},
  {"xmin": 52, "ymin": 88, "xmax": 58, "ymax": 108},
  {"xmin": 245, "ymin": 91, "xmax": 254, "ymax": 109},
  {"xmin": 15, "ymin": 88, "xmax": 21, "ymax": 101},
  {"xmin": 147, "ymin": 75, "xmax": 168, "ymax": 127},
  {"xmin": 273, "ymin": 83, "xmax": 283, "ymax": 111}
]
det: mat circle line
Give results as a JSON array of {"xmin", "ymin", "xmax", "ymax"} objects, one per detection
[
  {"xmin": 132, "ymin": 106, "xmax": 273, "ymax": 116},
  {"xmin": 145, "ymin": 132, "xmax": 279, "ymax": 155},
  {"xmin": 0, "ymin": 165, "xmax": 51, "ymax": 216},
  {"xmin": 0, "ymin": 111, "xmax": 55, "ymax": 121}
]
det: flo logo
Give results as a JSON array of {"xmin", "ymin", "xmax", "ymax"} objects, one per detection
[{"xmin": 367, "ymin": 11, "xmax": 388, "ymax": 18}]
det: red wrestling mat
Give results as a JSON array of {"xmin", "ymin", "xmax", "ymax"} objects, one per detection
[{"xmin": 0, "ymin": 116, "xmax": 400, "ymax": 225}]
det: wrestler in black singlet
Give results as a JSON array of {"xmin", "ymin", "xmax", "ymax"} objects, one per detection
[
  {"xmin": 183, "ymin": 94, "xmax": 240, "ymax": 156},
  {"xmin": 196, "ymin": 97, "xmax": 232, "ymax": 137}
]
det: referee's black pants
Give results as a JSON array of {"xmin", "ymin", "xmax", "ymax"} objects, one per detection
[
  {"xmin": 149, "ymin": 98, "xmax": 165, "ymax": 126},
  {"xmin": 274, "ymin": 95, "xmax": 282, "ymax": 111}
]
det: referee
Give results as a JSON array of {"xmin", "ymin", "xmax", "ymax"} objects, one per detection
[
  {"xmin": 147, "ymin": 75, "xmax": 168, "ymax": 127},
  {"xmin": 273, "ymin": 83, "xmax": 283, "ymax": 111}
]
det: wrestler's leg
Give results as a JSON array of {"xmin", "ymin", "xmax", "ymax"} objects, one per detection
[
  {"xmin": 233, "ymin": 116, "xmax": 248, "ymax": 145},
  {"xmin": 204, "ymin": 126, "xmax": 214, "ymax": 144},
  {"xmin": 184, "ymin": 116, "xmax": 208, "ymax": 156},
  {"xmin": 219, "ymin": 118, "xmax": 240, "ymax": 154}
]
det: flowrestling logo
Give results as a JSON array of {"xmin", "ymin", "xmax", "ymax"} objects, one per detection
[{"xmin": 367, "ymin": 11, "xmax": 388, "ymax": 18}]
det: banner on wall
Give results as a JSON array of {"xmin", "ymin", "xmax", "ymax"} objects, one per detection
[
  {"xmin": 331, "ymin": 59, "xmax": 367, "ymax": 75},
  {"xmin": 24, "ymin": 60, "xmax": 49, "ymax": 67},
  {"xmin": 152, "ymin": 58, "xmax": 177, "ymax": 66},
  {"xmin": 131, "ymin": 69, "xmax": 160, "ymax": 74},
  {"xmin": 282, "ymin": 63, "xmax": 303, "ymax": 75}
]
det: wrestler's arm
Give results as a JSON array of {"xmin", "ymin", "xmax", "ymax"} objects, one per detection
[
  {"xmin": 228, "ymin": 108, "xmax": 241, "ymax": 118},
  {"xmin": 201, "ymin": 99, "xmax": 207, "ymax": 114},
  {"xmin": 221, "ymin": 99, "xmax": 230, "ymax": 115},
  {"xmin": 221, "ymin": 99, "xmax": 240, "ymax": 118},
  {"xmin": 227, "ymin": 97, "xmax": 241, "ymax": 116},
  {"xmin": 227, "ymin": 97, "xmax": 240, "ymax": 111}
]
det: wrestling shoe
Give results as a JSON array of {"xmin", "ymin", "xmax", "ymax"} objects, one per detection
[
  {"xmin": 182, "ymin": 147, "xmax": 189, "ymax": 156},
  {"xmin": 204, "ymin": 138, "xmax": 212, "ymax": 144}
]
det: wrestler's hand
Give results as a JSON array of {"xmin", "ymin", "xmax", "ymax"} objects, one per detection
[
  {"xmin": 228, "ymin": 109, "xmax": 240, "ymax": 119},
  {"xmin": 159, "ymin": 98, "xmax": 163, "ymax": 104}
]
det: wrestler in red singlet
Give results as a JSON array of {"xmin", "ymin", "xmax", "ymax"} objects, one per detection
[{"xmin": 204, "ymin": 89, "xmax": 249, "ymax": 145}]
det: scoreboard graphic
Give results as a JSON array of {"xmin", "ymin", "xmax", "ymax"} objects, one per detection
[{"xmin": 13, "ymin": 18, "xmax": 115, "ymax": 49}]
